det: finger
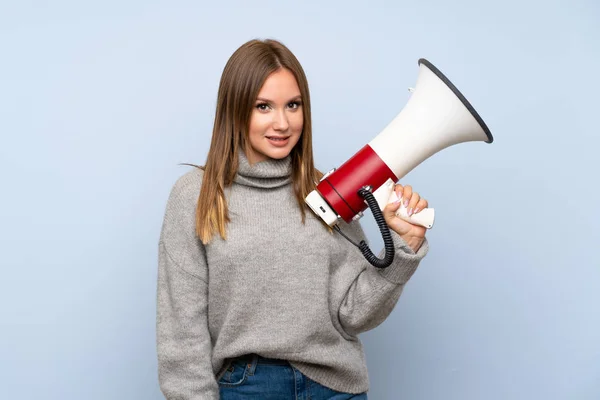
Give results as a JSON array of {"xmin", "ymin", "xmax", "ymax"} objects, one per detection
[
  {"xmin": 407, "ymin": 192, "xmax": 420, "ymax": 216},
  {"xmin": 402, "ymin": 185, "xmax": 412, "ymax": 207},
  {"xmin": 394, "ymin": 183, "xmax": 404, "ymax": 199},
  {"xmin": 413, "ymin": 198, "xmax": 428, "ymax": 214},
  {"xmin": 383, "ymin": 200, "xmax": 401, "ymax": 221}
]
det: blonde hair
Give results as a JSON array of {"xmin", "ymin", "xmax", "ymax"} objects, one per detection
[{"xmin": 196, "ymin": 39, "xmax": 323, "ymax": 244}]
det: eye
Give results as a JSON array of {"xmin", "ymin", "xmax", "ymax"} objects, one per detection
[
  {"xmin": 287, "ymin": 101, "xmax": 301, "ymax": 109},
  {"xmin": 256, "ymin": 103, "xmax": 270, "ymax": 111}
]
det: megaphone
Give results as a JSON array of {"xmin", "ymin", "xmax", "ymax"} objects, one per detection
[{"xmin": 305, "ymin": 58, "xmax": 493, "ymax": 268}]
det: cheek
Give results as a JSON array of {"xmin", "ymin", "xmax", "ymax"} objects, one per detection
[
  {"xmin": 249, "ymin": 113, "xmax": 270, "ymax": 136},
  {"xmin": 291, "ymin": 113, "xmax": 304, "ymax": 132}
]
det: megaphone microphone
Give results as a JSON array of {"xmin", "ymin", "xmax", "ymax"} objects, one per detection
[{"xmin": 306, "ymin": 58, "xmax": 493, "ymax": 268}]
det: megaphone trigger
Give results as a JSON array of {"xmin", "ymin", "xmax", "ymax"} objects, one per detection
[{"xmin": 371, "ymin": 178, "xmax": 396, "ymax": 211}]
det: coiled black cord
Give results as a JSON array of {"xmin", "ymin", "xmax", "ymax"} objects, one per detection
[
  {"xmin": 357, "ymin": 186, "xmax": 395, "ymax": 268},
  {"xmin": 334, "ymin": 186, "xmax": 395, "ymax": 269}
]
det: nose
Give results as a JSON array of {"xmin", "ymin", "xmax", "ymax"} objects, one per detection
[{"xmin": 272, "ymin": 109, "xmax": 289, "ymax": 131}]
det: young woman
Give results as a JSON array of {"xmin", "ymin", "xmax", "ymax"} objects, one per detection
[{"xmin": 157, "ymin": 38, "xmax": 430, "ymax": 400}]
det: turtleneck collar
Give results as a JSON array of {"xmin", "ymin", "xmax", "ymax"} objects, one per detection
[{"xmin": 233, "ymin": 149, "xmax": 292, "ymax": 189}]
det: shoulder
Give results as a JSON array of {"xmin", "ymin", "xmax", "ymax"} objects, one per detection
[
  {"xmin": 159, "ymin": 167, "xmax": 205, "ymax": 243},
  {"xmin": 171, "ymin": 167, "xmax": 205, "ymax": 193},
  {"xmin": 166, "ymin": 167, "xmax": 205, "ymax": 205},
  {"xmin": 159, "ymin": 168, "xmax": 209, "ymax": 271},
  {"xmin": 161, "ymin": 167, "xmax": 205, "ymax": 224}
]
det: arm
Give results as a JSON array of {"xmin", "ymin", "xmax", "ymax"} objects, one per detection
[
  {"xmin": 333, "ymin": 220, "xmax": 429, "ymax": 338},
  {"xmin": 156, "ymin": 170, "xmax": 219, "ymax": 399}
]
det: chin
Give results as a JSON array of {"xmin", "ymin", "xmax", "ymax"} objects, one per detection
[
  {"xmin": 265, "ymin": 148, "xmax": 293, "ymax": 159},
  {"xmin": 248, "ymin": 137, "xmax": 300, "ymax": 162},
  {"xmin": 263, "ymin": 140, "xmax": 299, "ymax": 159}
]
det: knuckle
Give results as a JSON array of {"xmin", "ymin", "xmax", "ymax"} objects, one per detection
[{"xmin": 385, "ymin": 202, "xmax": 398, "ymax": 211}]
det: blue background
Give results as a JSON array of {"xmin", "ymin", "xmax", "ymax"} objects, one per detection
[{"xmin": 1, "ymin": 1, "xmax": 599, "ymax": 399}]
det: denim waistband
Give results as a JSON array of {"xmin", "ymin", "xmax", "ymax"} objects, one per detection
[{"xmin": 233, "ymin": 353, "xmax": 290, "ymax": 366}]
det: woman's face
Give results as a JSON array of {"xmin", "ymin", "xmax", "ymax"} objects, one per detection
[{"xmin": 246, "ymin": 68, "xmax": 303, "ymax": 163}]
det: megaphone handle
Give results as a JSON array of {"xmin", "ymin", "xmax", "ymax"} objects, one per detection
[
  {"xmin": 372, "ymin": 179, "xmax": 435, "ymax": 229},
  {"xmin": 388, "ymin": 191, "xmax": 435, "ymax": 229}
]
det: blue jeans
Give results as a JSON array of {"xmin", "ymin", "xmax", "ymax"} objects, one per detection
[{"xmin": 218, "ymin": 354, "xmax": 368, "ymax": 399}]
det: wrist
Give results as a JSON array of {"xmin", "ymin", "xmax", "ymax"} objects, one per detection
[{"xmin": 401, "ymin": 234, "xmax": 424, "ymax": 253}]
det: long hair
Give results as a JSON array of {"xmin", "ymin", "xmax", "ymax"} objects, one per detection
[{"xmin": 196, "ymin": 39, "xmax": 323, "ymax": 244}]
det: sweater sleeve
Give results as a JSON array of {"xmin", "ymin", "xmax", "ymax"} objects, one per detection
[
  {"xmin": 334, "ymin": 220, "xmax": 429, "ymax": 338},
  {"xmin": 156, "ymin": 170, "xmax": 219, "ymax": 399}
]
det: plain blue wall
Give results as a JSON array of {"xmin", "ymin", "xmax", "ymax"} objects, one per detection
[{"xmin": 1, "ymin": 1, "xmax": 598, "ymax": 399}]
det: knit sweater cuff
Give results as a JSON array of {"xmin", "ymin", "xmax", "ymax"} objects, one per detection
[{"xmin": 377, "ymin": 231, "xmax": 429, "ymax": 284}]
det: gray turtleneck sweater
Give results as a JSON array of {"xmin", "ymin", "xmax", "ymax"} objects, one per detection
[{"xmin": 156, "ymin": 151, "xmax": 429, "ymax": 399}]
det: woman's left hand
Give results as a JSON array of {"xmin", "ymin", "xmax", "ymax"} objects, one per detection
[{"xmin": 382, "ymin": 184, "xmax": 428, "ymax": 252}]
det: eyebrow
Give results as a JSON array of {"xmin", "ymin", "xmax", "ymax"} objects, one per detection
[{"xmin": 256, "ymin": 95, "xmax": 302, "ymax": 103}]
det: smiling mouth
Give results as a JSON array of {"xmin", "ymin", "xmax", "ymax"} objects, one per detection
[{"xmin": 266, "ymin": 136, "xmax": 290, "ymax": 141}]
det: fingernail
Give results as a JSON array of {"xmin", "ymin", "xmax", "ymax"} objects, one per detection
[
  {"xmin": 408, "ymin": 208, "xmax": 413, "ymax": 216},
  {"xmin": 404, "ymin": 199, "xmax": 409, "ymax": 207},
  {"xmin": 413, "ymin": 208, "xmax": 420, "ymax": 214}
]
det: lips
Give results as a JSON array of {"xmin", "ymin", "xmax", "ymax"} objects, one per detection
[
  {"xmin": 266, "ymin": 136, "xmax": 289, "ymax": 141},
  {"xmin": 266, "ymin": 135, "xmax": 291, "ymax": 147}
]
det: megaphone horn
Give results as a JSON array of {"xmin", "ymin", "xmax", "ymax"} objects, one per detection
[{"xmin": 305, "ymin": 58, "xmax": 493, "ymax": 268}]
